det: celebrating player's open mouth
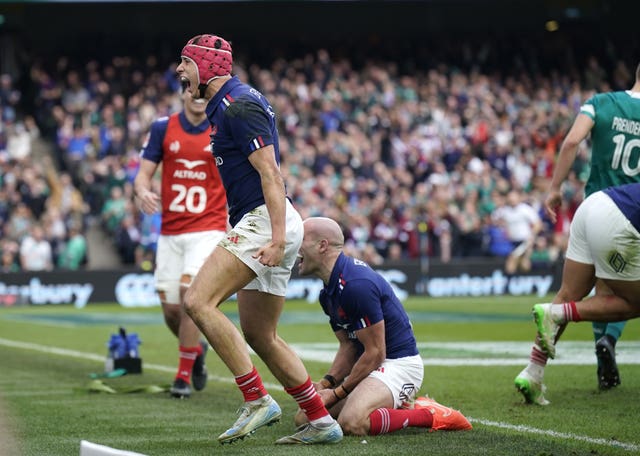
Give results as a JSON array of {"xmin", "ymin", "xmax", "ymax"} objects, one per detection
[
  {"xmin": 176, "ymin": 57, "xmax": 200, "ymax": 99},
  {"xmin": 179, "ymin": 76, "xmax": 191, "ymax": 92}
]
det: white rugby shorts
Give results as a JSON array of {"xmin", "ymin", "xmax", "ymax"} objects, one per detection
[
  {"xmin": 155, "ymin": 230, "xmax": 225, "ymax": 304},
  {"xmin": 218, "ymin": 199, "xmax": 303, "ymax": 296},
  {"xmin": 368, "ymin": 354, "xmax": 424, "ymax": 409},
  {"xmin": 566, "ymin": 191, "xmax": 640, "ymax": 280}
]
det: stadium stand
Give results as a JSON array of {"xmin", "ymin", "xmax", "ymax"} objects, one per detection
[{"xmin": 1, "ymin": 2, "xmax": 638, "ymax": 272}]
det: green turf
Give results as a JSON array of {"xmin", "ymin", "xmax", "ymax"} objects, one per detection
[{"xmin": 1, "ymin": 296, "xmax": 639, "ymax": 455}]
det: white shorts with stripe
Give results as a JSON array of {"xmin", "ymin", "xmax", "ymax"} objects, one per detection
[{"xmin": 218, "ymin": 199, "xmax": 303, "ymax": 296}]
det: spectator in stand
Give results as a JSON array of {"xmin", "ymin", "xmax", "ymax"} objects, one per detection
[
  {"xmin": 27, "ymin": 45, "xmax": 636, "ymax": 270},
  {"xmin": 101, "ymin": 185, "xmax": 128, "ymax": 235},
  {"xmin": 0, "ymin": 239, "xmax": 20, "ymax": 273},
  {"xmin": 386, "ymin": 242, "xmax": 404, "ymax": 262},
  {"xmin": 371, "ymin": 209, "xmax": 399, "ymax": 258},
  {"xmin": 57, "ymin": 223, "xmax": 87, "ymax": 270},
  {"xmin": 482, "ymin": 213, "xmax": 514, "ymax": 258},
  {"xmin": 491, "ymin": 190, "xmax": 542, "ymax": 273},
  {"xmin": 19, "ymin": 224, "xmax": 53, "ymax": 271},
  {"xmin": 61, "ymin": 70, "xmax": 91, "ymax": 116},
  {"xmin": 65, "ymin": 123, "xmax": 92, "ymax": 164},
  {"xmin": 115, "ymin": 214, "xmax": 140, "ymax": 265},
  {"xmin": 42, "ymin": 206, "xmax": 68, "ymax": 265},
  {"xmin": 529, "ymin": 234, "xmax": 560, "ymax": 271},
  {"xmin": 77, "ymin": 167, "xmax": 106, "ymax": 217},
  {"xmin": 0, "ymin": 187, "xmax": 10, "ymax": 234},
  {"xmin": 47, "ymin": 170, "xmax": 87, "ymax": 222},
  {"xmin": 102, "ymin": 125, "xmax": 127, "ymax": 158},
  {"xmin": 5, "ymin": 202, "xmax": 34, "ymax": 243},
  {"xmin": 0, "ymin": 74, "xmax": 21, "ymax": 114},
  {"xmin": 453, "ymin": 198, "xmax": 484, "ymax": 257},
  {"xmin": 5, "ymin": 121, "xmax": 33, "ymax": 163},
  {"xmin": 18, "ymin": 167, "xmax": 49, "ymax": 220}
]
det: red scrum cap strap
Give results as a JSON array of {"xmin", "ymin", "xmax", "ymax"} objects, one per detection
[{"xmin": 181, "ymin": 34, "xmax": 233, "ymax": 96}]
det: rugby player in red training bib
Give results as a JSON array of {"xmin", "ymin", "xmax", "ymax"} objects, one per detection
[
  {"xmin": 135, "ymin": 89, "xmax": 227, "ymax": 398},
  {"xmin": 177, "ymin": 34, "xmax": 342, "ymax": 445}
]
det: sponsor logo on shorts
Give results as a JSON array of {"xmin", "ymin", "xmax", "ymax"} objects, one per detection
[
  {"xmin": 609, "ymin": 251, "xmax": 627, "ymax": 273},
  {"xmin": 399, "ymin": 383, "xmax": 416, "ymax": 407}
]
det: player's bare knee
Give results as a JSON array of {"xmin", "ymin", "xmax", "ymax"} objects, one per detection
[
  {"xmin": 162, "ymin": 307, "xmax": 180, "ymax": 329},
  {"xmin": 243, "ymin": 329, "xmax": 278, "ymax": 356},
  {"xmin": 183, "ymin": 285, "xmax": 225, "ymax": 319},
  {"xmin": 182, "ymin": 287, "xmax": 200, "ymax": 316},
  {"xmin": 243, "ymin": 332, "xmax": 269, "ymax": 354}
]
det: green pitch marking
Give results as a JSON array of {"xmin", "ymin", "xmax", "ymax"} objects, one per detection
[{"xmin": 0, "ymin": 312, "xmax": 164, "ymax": 326}]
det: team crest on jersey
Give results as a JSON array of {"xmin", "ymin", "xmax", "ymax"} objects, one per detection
[{"xmin": 169, "ymin": 140, "xmax": 180, "ymax": 153}]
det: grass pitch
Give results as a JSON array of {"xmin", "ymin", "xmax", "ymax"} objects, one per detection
[{"xmin": 1, "ymin": 295, "xmax": 639, "ymax": 455}]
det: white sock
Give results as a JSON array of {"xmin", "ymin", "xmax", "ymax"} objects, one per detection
[
  {"xmin": 526, "ymin": 362, "xmax": 545, "ymax": 381},
  {"xmin": 310, "ymin": 415, "xmax": 335, "ymax": 426},
  {"xmin": 249, "ymin": 394, "xmax": 271, "ymax": 406},
  {"xmin": 549, "ymin": 304, "xmax": 566, "ymax": 324}
]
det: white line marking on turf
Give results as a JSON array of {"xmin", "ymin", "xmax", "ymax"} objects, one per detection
[
  {"xmin": 290, "ymin": 341, "xmax": 640, "ymax": 365},
  {"xmin": 2, "ymin": 337, "xmax": 640, "ymax": 452},
  {"xmin": 472, "ymin": 418, "xmax": 640, "ymax": 452}
]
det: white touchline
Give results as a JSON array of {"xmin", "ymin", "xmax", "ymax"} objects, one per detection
[
  {"xmin": 472, "ymin": 419, "xmax": 640, "ymax": 452},
  {"xmin": 1, "ymin": 337, "xmax": 639, "ymax": 452},
  {"xmin": 288, "ymin": 342, "xmax": 640, "ymax": 366}
]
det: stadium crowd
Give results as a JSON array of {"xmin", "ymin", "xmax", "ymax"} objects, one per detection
[{"xmin": 1, "ymin": 41, "xmax": 633, "ymax": 272}]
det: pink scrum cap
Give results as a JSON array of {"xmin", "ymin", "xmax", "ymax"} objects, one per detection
[{"xmin": 181, "ymin": 34, "xmax": 233, "ymax": 87}]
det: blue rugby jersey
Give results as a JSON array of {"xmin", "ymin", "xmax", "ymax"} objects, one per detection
[
  {"xmin": 205, "ymin": 76, "xmax": 281, "ymax": 226},
  {"xmin": 603, "ymin": 182, "xmax": 640, "ymax": 233},
  {"xmin": 319, "ymin": 253, "xmax": 419, "ymax": 359}
]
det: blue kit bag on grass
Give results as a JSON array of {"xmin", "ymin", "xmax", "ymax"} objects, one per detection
[{"xmin": 105, "ymin": 327, "xmax": 142, "ymax": 374}]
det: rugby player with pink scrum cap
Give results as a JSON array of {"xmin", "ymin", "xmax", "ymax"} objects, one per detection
[{"xmin": 177, "ymin": 34, "xmax": 343, "ymax": 445}]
